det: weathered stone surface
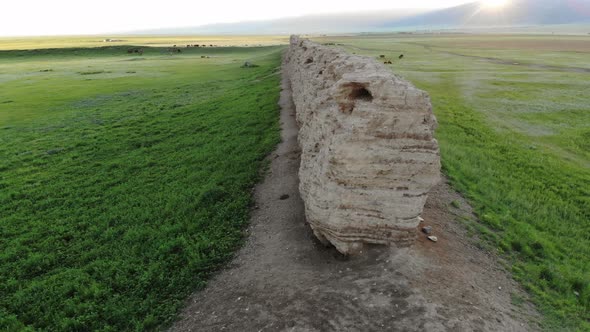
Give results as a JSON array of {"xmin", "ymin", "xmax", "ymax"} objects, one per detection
[{"xmin": 283, "ymin": 36, "xmax": 441, "ymax": 254}]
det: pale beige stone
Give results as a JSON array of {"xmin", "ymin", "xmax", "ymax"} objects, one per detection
[{"xmin": 283, "ymin": 36, "xmax": 441, "ymax": 254}]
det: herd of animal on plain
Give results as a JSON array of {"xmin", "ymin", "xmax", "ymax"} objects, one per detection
[
  {"xmin": 126, "ymin": 44, "xmax": 220, "ymax": 55},
  {"xmin": 380, "ymin": 54, "xmax": 404, "ymax": 64},
  {"xmin": 126, "ymin": 45, "xmax": 405, "ymax": 62}
]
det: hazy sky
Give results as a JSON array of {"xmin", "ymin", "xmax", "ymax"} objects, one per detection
[{"xmin": 1, "ymin": 0, "xmax": 474, "ymax": 36}]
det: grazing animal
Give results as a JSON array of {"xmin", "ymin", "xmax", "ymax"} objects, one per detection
[
  {"xmin": 241, "ymin": 61, "xmax": 259, "ymax": 68},
  {"xmin": 384, "ymin": 60, "xmax": 392, "ymax": 64},
  {"xmin": 399, "ymin": 54, "xmax": 404, "ymax": 59},
  {"xmin": 127, "ymin": 48, "xmax": 143, "ymax": 55},
  {"xmin": 379, "ymin": 55, "xmax": 385, "ymax": 58}
]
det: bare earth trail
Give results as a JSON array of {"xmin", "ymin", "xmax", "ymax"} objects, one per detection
[{"xmin": 170, "ymin": 72, "xmax": 539, "ymax": 332}]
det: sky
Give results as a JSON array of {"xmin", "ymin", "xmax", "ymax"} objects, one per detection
[{"xmin": 0, "ymin": 0, "xmax": 474, "ymax": 36}]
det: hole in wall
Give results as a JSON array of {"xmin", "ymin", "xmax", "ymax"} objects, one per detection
[
  {"xmin": 313, "ymin": 143, "xmax": 320, "ymax": 153},
  {"xmin": 347, "ymin": 83, "xmax": 373, "ymax": 102},
  {"xmin": 338, "ymin": 82, "xmax": 374, "ymax": 115}
]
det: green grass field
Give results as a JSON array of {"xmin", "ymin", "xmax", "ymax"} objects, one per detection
[
  {"xmin": 0, "ymin": 41, "xmax": 283, "ymax": 330},
  {"xmin": 2, "ymin": 33, "xmax": 589, "ymax": 331},
  {"xmin": 315, "ymin": 34, "xmax": 590, "ymax": 330},
  {"xmin": 0, "ymin": 35, "xmax": 289, "ymax": 51}
]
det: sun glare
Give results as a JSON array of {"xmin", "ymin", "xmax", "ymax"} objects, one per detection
[{"xmin": 483, "ymin": 0, "xmax": 509, "ymax": 8}]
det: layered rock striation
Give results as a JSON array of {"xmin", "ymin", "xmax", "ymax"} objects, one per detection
[{"xmin": 283, "ymin": 36, "xmax": 440, "ymax": 254}]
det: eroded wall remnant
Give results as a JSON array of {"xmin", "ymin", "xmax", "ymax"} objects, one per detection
[{"xmin": 283, "ymin": 36, "xmax": 441, "ymax": 254}]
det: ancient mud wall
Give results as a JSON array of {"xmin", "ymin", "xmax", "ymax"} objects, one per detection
[{"xmin": 283, "ymin": 36, "xmax": 441, "ymax": 254}]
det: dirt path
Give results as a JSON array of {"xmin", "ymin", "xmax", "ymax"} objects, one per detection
[{"xmin": 170, "ymin": 72, "xmax": 539, "ymax": 332}]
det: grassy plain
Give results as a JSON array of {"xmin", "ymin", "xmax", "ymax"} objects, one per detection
[
  {"xmin": 315, "ymin": 34, "xmax": 590, "ymax": 330},
  {"xmin": 2, "ymin": 32, "xmax": 588, "ymax": 331},
  {"xmin": 0, "ymin": 35, "xmax": 289, "ymax": 51},
  {"xmin": 0, "ymin": 39, "xmax": 283, "ymax": 330}
]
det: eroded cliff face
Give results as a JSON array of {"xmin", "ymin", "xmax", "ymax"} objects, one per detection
[{"xmin": 283, "ymin": 36, "xmax": 441, "ymax": 254}]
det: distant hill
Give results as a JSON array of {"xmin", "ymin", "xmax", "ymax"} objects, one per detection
[
  {"xmin": 384, "ymin": 0, "xmax": 590, "ymax": 29},
  {"xmin": 133, "ymin": 10, "xmax": 423, "ymax": 35},
  {"xmin": 133, "ymin": 0, "xmax": 590, "ymax": 35}
]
